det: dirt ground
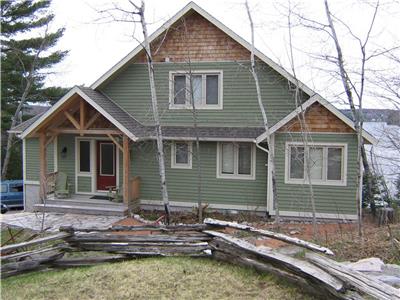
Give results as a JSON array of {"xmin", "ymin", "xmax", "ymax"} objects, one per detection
[{"xmin": 136, "ymin": 209, "xmax": 400, "ymax": 264}]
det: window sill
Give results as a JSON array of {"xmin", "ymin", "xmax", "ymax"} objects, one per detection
[
  {"xmin": 77, "ymin": 172, "xmax": 92, "ymax": 177},
  {"xmin": 169, "ymin": 104, "xmax": 223, "ymax": 110},
  {"xmin": 217, "ymin": 174, "xmax": 255, "ymax": 180},
  {"xmin": 171, "ymin": 164, "xmax": 192, "ymax": 169},
  {"xmin": 285, "ymin": 179, "xmax": 347, "ymax": 187}
]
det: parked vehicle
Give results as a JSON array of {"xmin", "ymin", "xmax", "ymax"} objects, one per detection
[
  {"xmin": 0, "ymin": 180, "xmax": 24, "ymax": 209},
  {"xmin": 1, "ymin": 203, "xmax": 8, "ymax": 214}
]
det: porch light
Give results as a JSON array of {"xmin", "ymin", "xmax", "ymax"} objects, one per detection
[{"xmin": 61, "ymin": 146, "xmax": 67, "ymax": 158}]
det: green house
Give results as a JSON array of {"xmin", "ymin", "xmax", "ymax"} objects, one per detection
[{"xmin": 11, "ymin": 2, "xmax": 375, "ymax": 219}]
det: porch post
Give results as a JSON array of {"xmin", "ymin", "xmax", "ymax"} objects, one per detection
[
  {"xmin": 39, "ymin": 132, "xmax": 48, "ymax": 202},
  {"xmin": 123, "ymin": 135, "xmax": 130, "ymax": 205}
]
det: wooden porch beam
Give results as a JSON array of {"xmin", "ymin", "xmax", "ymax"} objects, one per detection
[
  {"xmin": 107, "ymin": 134, "xmax": 123, "ymax": 152},
  {"xmin": 52, "ymin": 128, "xmax": 121, "ymax": 135},
  {"xmin": 39, "ymin": 133, "xmax": 47, "ymax": 202},
  {"xmin": 123, "ymin": 135, "xmax": 130, "ymax": 205},
  {"xmin": 84, "ymin": 112, "xmax": 100, "ymax": 129},
  {"xmin": 79, "ymin": 100, "xmax": 85, "ymax": 136},
  {"xmin": 45, "ymin": 135, "xmax": 56, "ymax": 148},
  {"xmin": 64, "ymin": 111, "xmax": 80, "ymax": 130}
]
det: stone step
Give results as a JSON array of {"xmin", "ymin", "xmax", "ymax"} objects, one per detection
[
  {"xmin": 34, "ymin": 204, "xmax": 128, "ymax": 216},
  {"xmin": 46, "ymin": 198, "xmax": 125, "ymax": 208}
]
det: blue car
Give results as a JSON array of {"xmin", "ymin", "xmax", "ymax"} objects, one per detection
[{"xmin": 1, "ymin": 180, "xmax": 24, "ymax": 209}]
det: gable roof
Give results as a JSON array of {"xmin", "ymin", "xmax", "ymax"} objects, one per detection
[
  {"xmin": 255, "ymin": 95, "xmax": 377, "ymax": 144},
  {"xmin": 90, "ymin": 1, "xmax": 316, "ymax": 97},
  {"xmin": 15, "ymin": 86, "xmax": 264, "ymax": 141},
  {"xmin": 20, "ymin": 86, "xmax": 147, "ymax": 141},
  {"xmin": 16, "ymin": 2, "xmax": 376, "ymax": 144}
]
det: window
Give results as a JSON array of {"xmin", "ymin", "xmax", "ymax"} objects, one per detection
[
  {"xmin": 170, "ymin": 71, "xmax": 223, "ymax": 109},
  {"xmin": 171, "ymin": 142, "xmax": 192, "ymax": 169},
  {"xmin": 9, "ymin": 184, "xmax": 23, "ymax": 192},
  {"xmin": 1, "ymin": 184, "xmax": 7, "ymax": 193},
  {"xmin": 286, "ymin": 143, "xmax": 346, "ymax": 185},
  {"xmin": 100, "ymin": 143, "xmax": 115, "ymax": 176},
  {"xmin": 79, "ymin": 140, "xmax": 91, "ymax": 173},
  {"xmin": 218, "ymin": 142, "xmax": 255, "ymax": 180}
]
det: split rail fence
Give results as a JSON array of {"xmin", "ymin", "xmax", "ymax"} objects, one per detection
[{"xmin": 1, "ymin": 218, "xmax": 399, "ymax": 300}]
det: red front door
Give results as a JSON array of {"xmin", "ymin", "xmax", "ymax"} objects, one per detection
[{"xmin": 97, "ymin": 141, "xmax": 116, "ymax": 191}]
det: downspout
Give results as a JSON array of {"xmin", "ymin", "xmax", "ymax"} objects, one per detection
[{"xmin": 255, "ymin": 139, "xmax": 271, "ymax": 218}]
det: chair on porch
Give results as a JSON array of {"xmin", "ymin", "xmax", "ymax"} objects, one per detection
[
  {"xmin": 106, "ymin": 186, "xmax": 123, "ymax": 202},
  {"xmin": 52, "ymin": 172, "xmax": 71, "ymax": 199}
]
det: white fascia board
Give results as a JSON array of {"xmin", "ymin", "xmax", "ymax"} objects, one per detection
[
  {"xmin": 256, "ymin": 95, "xmax": 377, "ymax": 145},
  {"xmin": 21, "ymin": 86, "xmax": 81, "ymax": 138},
  {"xmin": 317, "ymin": 97, "xmax": 377, "ymax": 144},
  {"xmin": 21, "ymin": 86, "xmax": 138, "ymax": 141},
  {"xmin": 90, "ymin": 3, "xmax": 197, "ymax": 89},
  {"xmin": 90, "ymin": 1, "xmax": 316, "ymax": 97}
]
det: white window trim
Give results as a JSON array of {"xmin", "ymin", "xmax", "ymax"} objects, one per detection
[
  {"xmin": 171, "ymin": 141, "xmax": 192, "ymax": 169},
  {"xmin": 76, "ymin": 139, "xmax": 92, "ymax": 176},
  {"xmin": 169, "ymin": 70, "xmax": 223, "ymax": 110},
  {"xmin": 216, "ymin": 142, "xmax": 256, "ymax": 180},
  {"xmin": 284, "ymin": 142, "xmax": 347, "ymax": 186},
  {"xmin": 74, "ymin": 136, "xmax": 120, "ymax": 195},
  {"xmin": 99, "ymin": 142, "xmax": 116, "ymax": 176}
]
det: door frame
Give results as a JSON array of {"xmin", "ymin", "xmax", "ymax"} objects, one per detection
[{"xmin": 75, "ymin": 136, "xmax": 120, "ymax": 195}]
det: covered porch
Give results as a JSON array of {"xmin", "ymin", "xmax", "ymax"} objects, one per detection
[
  {"xmin": 35, "ymin": 193, "xmax": 128, "ymax": 216},
  {"xmin": 21, "ymin": 87, "xmax": 141, "ymax": 215}
]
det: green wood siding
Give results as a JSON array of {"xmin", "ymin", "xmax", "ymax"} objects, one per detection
[
  {"xmin": 131, "ymin": 141, "xmax": 267, "ymax": 207},
  {"xmin": 274, "ymin": 133, "xmax": 358, "ymax": 215},
  {"xmin": 77, "ymin": 176, "xmax": 91, "ymax": 193},
  {"xmin": 25, "ymin": 138, "xmax": 54, "ymax": 181},
  {"xmin": 57, "ymin": 135, "xmax": 76, "ymax": 192},
  {"xmin": 100, "ymin": 61, "xmax": 306, "ymax": 127}
]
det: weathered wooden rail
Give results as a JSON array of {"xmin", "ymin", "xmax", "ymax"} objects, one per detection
[{"xmin": 1, "ymin": 218, "xmax": 398, "ymax": 300}]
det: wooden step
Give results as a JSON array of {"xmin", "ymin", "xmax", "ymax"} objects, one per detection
[
  {"xmin": 46, "ymin": 198, "xmax": 125, "ymax": 208},
  {"xmin": 34, "ymin": 204, "xmax": 128, "ymax": 216}
]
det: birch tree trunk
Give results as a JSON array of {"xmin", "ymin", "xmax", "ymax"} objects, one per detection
[
  {"xmin": 137, "ymin": 1, "xmax": 171, "ymax": 223},
  {"xmin": 2, "ymin": 30, "xmax": 49, "ymax": 179},
  {"xmin": 1, "ymin": 80, "xmax": 32, "ymax": 179},
  {"xmin": 286, "ymin": 6, "xmax": 317, "ymax": 237},
  {"xmin": 324, "ymin": 0, "xmax": 364, "ymax": 236},
  {"xmin": 245, "ymin": 0, "xmax": 280, "ymax": 225}
]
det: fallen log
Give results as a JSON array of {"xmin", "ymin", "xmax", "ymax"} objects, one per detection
[
  {"xmin": 1, "ymin": 245, "xmax": 65, "ymax": 263},
  {"xmin": 59, "ymin": 224, "xmax": 207, "ymax": 233},
  {"xmin": 50, "ymin": 255, "xmax": 133, "ymax": 267},
  {"xmin": 204, "ymin": 218, "xmax": 334, "ymax": 256},
  {"xmin": 213, "ymin": 251, "xmax": 362, "ymax": 300},
  {"xmin": 205, "ymin": 230, "xmax": 344, "ymax": 295},
  {"xmin": 72, "ymin": 241, "xmax": 210, "ymax": 255},
  {"xmin": 306, "ymin": 252, "xmax": 400, "ymax": 300},
  {"xmin": 66, "ymin": 233, "xmax": 210, "ymax": 243},
  {"xmin": 1, "ymin": 252, "xmax": 64, "ymax": 278},
  {"xmin": 0, "ymin": 232, "xmax": 71, "ymax": 254}
]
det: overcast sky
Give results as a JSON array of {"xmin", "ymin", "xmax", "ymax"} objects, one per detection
[{"xmin": 47, "ymin": 0, "xmax": 400, "ymax": 108}]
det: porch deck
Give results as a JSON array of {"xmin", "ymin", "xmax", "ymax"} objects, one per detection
[{"xmin": 34, "ymin": 194, "xmax": 129, "ymax": 216}]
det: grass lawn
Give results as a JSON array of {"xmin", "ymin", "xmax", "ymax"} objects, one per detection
[{"xmin": 1, "ymin": 257, "xmax": 315, "ymax": 300}]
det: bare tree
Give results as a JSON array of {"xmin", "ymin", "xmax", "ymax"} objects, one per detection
[
  {"xmin": 371, "ymin": 52, "xmax": 400, "ymax": 110},
  {"xmin": 286, "ymin": 1, "xmax": 317, "ymax": 236},
  {"xmin": 98, "ymin": 1, "xmax": 171, "ymax": 223},
  {"xmin": 180, "ymin": 18, "xmax": 204, "ymax": 223},
  {"xmin": 2, "ymin": 27, "xmax": 53, "ymax": 179},
  {"xmin": 245, "ymin": 0, "xmax": 280, "ymax": 225},
  {"xmin": 323, "ymin": 0, "xmax": 380, "ymax": 236},
  {"xmin": 290, "ymin": 0, "xmax": 384, "ymax": 236}
]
